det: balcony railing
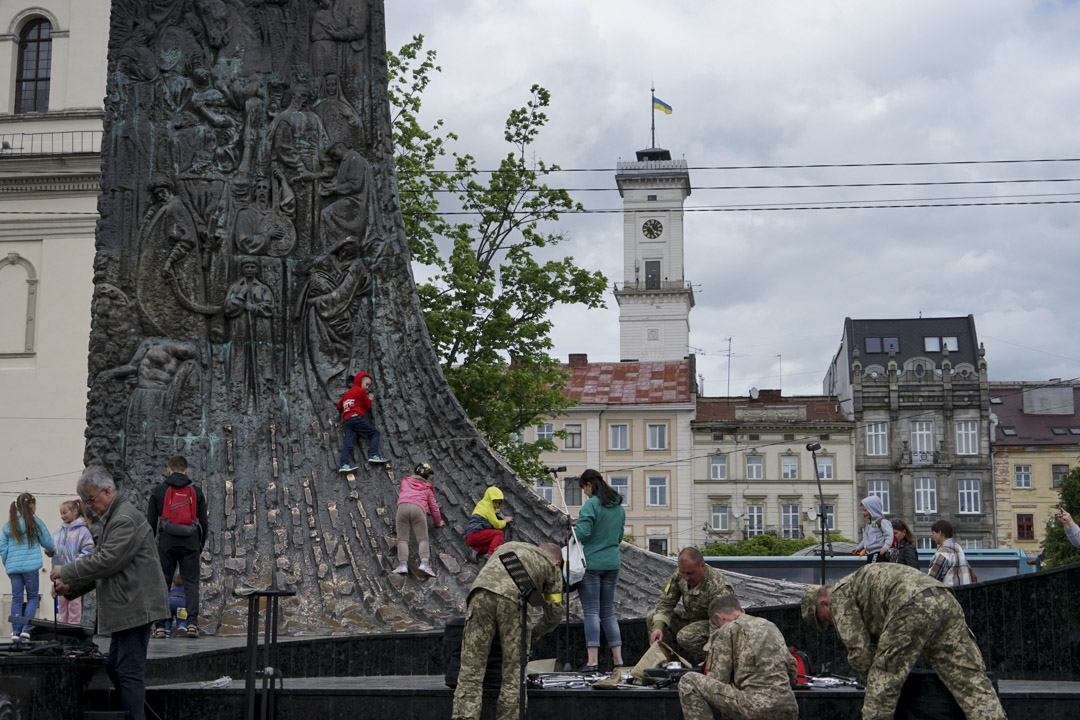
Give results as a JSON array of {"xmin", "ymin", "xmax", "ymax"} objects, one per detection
[
  {"xmin": 613, "ymin": 280, "xmax": 693, "ymax": 292},
  {"xmin": 0, "ymin": 131, "xmax": 102, "ymax": 157}
]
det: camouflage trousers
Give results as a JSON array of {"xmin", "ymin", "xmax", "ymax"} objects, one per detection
[
  {"xmin": 861, "ymin": 593, "xmax": 1007, "ymax": 720},
  {"xmin": 451, "ymin": 589, "xmax": 526, "ymax": 720},
  {"xmin": 679, "ymin": 672, "xmax": 798, "ymax": 720},
  {"xmin": 645, "ymin": 609, "xmax": 711, "ymax": 662}
]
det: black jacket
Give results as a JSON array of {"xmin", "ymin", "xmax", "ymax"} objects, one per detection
[
  {"xmin": 888, "ymin": 538, "xmax": 920, "ymax": 569},
  {"xmin": 146, "ymin": 472, "xmax": 208, "ymax": 550}
]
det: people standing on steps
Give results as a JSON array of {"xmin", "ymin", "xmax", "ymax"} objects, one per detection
[
  {"xmin": 49, "ymin": 499, "xmax": 95, "ymax": 624},
  {"xmin": 393, "ymin": 463, "xmax": 444, "ymax": 577},
  {"xmin": 465, "ymin": 487, "xmax": 513, "ymax": 559},
  {"xmin": 852, "ymin": 495, "xmax": 893, "ymax": 563},
  {"xmin": 337, "ymin": 371, "xmax": 384, "ymax": 471},
  {"xmin": 0, "ymin": 492, "xmax": 54, "ymax": 640}
]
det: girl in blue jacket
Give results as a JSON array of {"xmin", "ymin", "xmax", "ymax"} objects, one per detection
[{"xmin": 0, "ymin": 492, "xmax": 54, "ymax": 640}]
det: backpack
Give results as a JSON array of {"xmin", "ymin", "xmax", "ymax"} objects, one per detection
[
  {"xmin": 789, "ymin": 647, "xmax": 812, "ymax": 689},
  {"xmin": 161, "ymin": 485, "xmax": 198, "ymax": 538}
]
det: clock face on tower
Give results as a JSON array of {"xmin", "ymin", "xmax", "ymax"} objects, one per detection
[{"xmin": 641, "ymin": 219, "xmax": 664, "ymax": 239}]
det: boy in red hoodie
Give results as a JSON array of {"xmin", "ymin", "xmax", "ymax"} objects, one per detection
[{"xmin": 336, "ymin": 371, "xmax": 384, "ymax": 470}]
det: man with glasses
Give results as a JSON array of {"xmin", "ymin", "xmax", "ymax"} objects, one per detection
[{"xmin": 51, "ymin": 466, "xmax": 169, "ymax": 720}]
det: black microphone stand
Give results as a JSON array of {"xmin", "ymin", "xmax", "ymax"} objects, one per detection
[{"xmin": 546, "ymin": 466, "xmax": 574, "ymax": 671}]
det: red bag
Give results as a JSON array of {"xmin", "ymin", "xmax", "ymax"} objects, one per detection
[
  {"xmin": 789, "ymin": 647, "xmax": 812, "ymax": 689},
  {"xmin": 161, "ymin": 485, "xmax": 198, "ymax": 537}
]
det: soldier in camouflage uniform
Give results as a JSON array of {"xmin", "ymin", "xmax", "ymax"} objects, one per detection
[
  {"xmin": 451, "ymin": 541, "xmax": 564, "ymax": 720},
  {"xmin": 646, "ymin": 547, "xmax": 736, "ymax": 662},
  {"xmin": 679, "ymin": 594, "xmax": 798, "ymax": 720},
  {"xmin": 800, "ymin": 563, "xmax": 1007, "ymax": 720}
]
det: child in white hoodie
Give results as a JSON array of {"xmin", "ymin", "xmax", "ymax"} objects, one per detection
[{"xmin": 852, "ymin": 495, "xmax": 893, "ymax": 563}]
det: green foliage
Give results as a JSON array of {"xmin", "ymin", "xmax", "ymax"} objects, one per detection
[
  {"xmin": 702, "ymin": 534, "xmax": 853, "ymax": 557},
  {"xmin": 622, "ymin": 533, "xmax": 635, "ymax": 545},
  {"xmin": 387, "ymin": 37, "xmax": 608, "ymax": 480},
  {"xmin": 1042, "ymin": 465, "xmax": 1080, "ymax": 568}
]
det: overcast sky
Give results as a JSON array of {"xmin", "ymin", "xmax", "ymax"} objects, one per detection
[{"xmin": 384, "ymin": 1, "xmax": 1080, "ymax": 397}]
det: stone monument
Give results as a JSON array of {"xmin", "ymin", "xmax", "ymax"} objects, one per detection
[{"xmin": 88, "ymin": 0, "xmax": 800, "ymax": 634}]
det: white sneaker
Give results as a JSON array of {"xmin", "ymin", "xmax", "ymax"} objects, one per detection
[
  {"xmin": 392, "ymin": 562, "xmax": 408, "ymax": 574},
  {"xmin": 418, "ymin": 561, "xmax": 436, "ymax": 577},
  {"xmin": 18, "ymin": 631, "xmax": 30, "ymax": 640},
  {"xmin": 10, "ymin": 634, "xmax": 18, "ymax": 643}
]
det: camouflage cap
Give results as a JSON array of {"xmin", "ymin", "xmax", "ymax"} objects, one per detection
[{"xmin": 801, "ymin": 585, "xmax": 826, "ymax": 632}]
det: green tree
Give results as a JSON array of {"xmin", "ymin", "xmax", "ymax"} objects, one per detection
[
  {"xmin": 387, "ymin": 36, "xmax": 608, "ymax": 480},
  {"xmin": 702, "ymin": 534, "xmax": 853, "ymax": 557},
  {"xmin": 1042, "ymin": 466, "xmax": 1080, "ymax": 568}
]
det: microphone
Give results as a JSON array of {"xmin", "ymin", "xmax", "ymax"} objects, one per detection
[{"xmin": 544, "ymin": 466, "xmax": 567, "ymax": 474}]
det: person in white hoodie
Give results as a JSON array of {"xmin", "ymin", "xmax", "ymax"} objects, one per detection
[{"xmin": 851, "ymin": 496, "xmax": 893, "ymax": 563}]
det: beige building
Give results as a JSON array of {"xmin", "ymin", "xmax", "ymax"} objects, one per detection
[
  {"xmin": 531, "ymin": 354, "xmax": 696, "ymax": 555},
  {"xmin": 691, "ymin": 390, "xmax": 856, "ymax": 549},
  {"xmin": 991, "ymin": 382, "xmax": 1080, "ymax": 555},
  {"xmin": 0, "ymin": 0, "xmax": 106, "ymax": 619}
]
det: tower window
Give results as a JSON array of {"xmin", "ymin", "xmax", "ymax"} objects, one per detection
[
  {"xmin": 15, "ymin": 19, "xmax": 52, "ymax": 114},
  {"xmin": 647, "ymin": 194, "xmax": 657, "ymax": 201},
  {"xmin": 644, "ymin": 260, "xmax": 661, "ymax": 290}
]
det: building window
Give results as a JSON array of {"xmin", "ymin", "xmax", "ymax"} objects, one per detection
[
  {"xmin": 564, "ymin": 424, "xmax": 582, "ymax": 449},
  {"xmin": 15, "ymin": 19, "xmax": 52, "ymax": 114},
  {"xmin": 746, "ymin": 455, "xmax": 763, "ymax": 480},
  {"xmin": 784, "ymin": 434, "xmax": 795, "ymax": 441},
  {"xmin": 648, "ymin": 537, "xmax": 668, "ymax": 555},
  {"xmin": 647, "ymin": 423, "xmax": 668, "ymax": 450},
  {"xmin": 917, "ymin": 537, "xmax": 934, "ymax": 550},
  {"xmin": 647, "ymin": 476, "xmax": 668, "ymax": 507},
  {"xmin": 955, "ymin": 421, "xmax": 978, "ymax": 456},
  {"xmin": 819, "ymin": 434, "xmax": 830, "ymax": 441},
  {"xmin": 883, "ymin": 337, "xmax": 900, "ymax": 352},
  {"xmin": 1053, "ymin": 465, "xmax": 1069, "ymax": 488},
  {"xmin": 536, "ymin": 422, "xmax": 554, "ymax": 441},
  {"xmin": 781, "ymin": 504, "xmax": 800, "ymax": 539},
  {"xmin": 710, "ymin": 504, "xmax": 728, "ymax": 531},
  {"xmin": 924, "ymin": 337, "xmax": 941, "ymax": 352},
  {"xmin": 1014, "ymin": 465, "xmax": 1032, "ymax": 489},
  {"xmin": 911, "ymin": 421, "xmax": 934, "ymax": 454},
  {"xmin": 1017, "ymin": 514, "xmax": 1034, "ymax": 541},
  {"xmin": 816, "ymin": 504, "xmax": 836, "ymax": 531},
  {"xmin": 868, "ymin": 480, "xmax": 890, "ymax": 514},
  {"xmin": 564, "ymin": 480, "xmax": 583, "ymax": 507},
  {"xmin": 866, "ymin": 422, "xmax": 888, "ymax": 456},
  {"xmin": 535, "ymin": 479, "xmax": 554, "ymax": 504},
  {"xmin": 745, "ymin": 505, "xmax": 764, "ymax": 536},
  {"xmin": 748, "ymin": 434, "xmax": 760, "ymax": 442},
  {"xmin": 644, "ymin": 260, "xmax": 661, "ymax": 290},
  {"xmin": 781, "ymin": 455, "xmax": 798, "ymax": 480},
  {"xmin": 710, "ymin": 455, "xmax": 727, "ymax": 480},
  {"xmin": 865, "ymin": 337, "xmax": 882, "ymax": 353},
  {"xmin": 943, "ymin": 336, "xmax": 959, "ymax": 351},
  {"xmin": 610, "ymin": 476, "xmax": 630, "ymax": 507},
  {"xmin": 1001, "ymin": 427, "xmax": 1017, "ymax": 436},
  {"xmin": 957, "ymin": 479, "xmax": 980, "ymax": 514},
  {"xmin": 609, "ymin": 424, "xmax": 629, "ymax": 451},
  {"xmin": 816, "ymin": 456, "xmax": 834, "ymax": 480},
  {"xmin": 959, "ymin": 538, "xmax": 981, "ymax": 550},
  {"xmin": 914, "ymin": 477, "xmax": 937, "ymax": 514},
  {"xmin": 712, "ymin": 433, "xmax": 724, "ymax": 441},
  {"xmin": 0, "ymin": 252, "xmax": 39, "ymax": 355}
]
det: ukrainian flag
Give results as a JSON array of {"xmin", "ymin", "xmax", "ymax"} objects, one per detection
[{"xmin": 652, "ymin": 95, "xmax": 673, "ymax": 115}]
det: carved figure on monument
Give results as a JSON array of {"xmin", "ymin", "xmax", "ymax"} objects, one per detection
[
  {"xmin": 246, "ymin": 0, "xmax": 294, "ymax": 77},
  {"xmin": 192, "ymin": 0, "xmax": 265, "ymax": 79},
  {"xmin": 225, "ymin": 259, "xmax": 276, "ymax": 412},
  {"xmin": 189, "ymin": 67, "xmax": 240, "ymax": 172},
  {"xmin": 314, "ymin": 74, "xmax": 362, "ymax": 149},
  {"xmin": 234, "ymin": 176, "xmax": 297, "ymax": 257},
  {"xmin": 294, "ymin": 237, "xmax": 371, "ymax": 406},
  {"xmin": 319, "ymin": 142, "xmax": 377, "ymax": 249},
  {"xmin": 267, "ymin": 84, "xmax": 331, "ymax": 254},
  {"xmin": 310, "ymin": 0, "xmax": 368, "ymax": 81},
  {"xmin": 98, "ymin": 338, "xmax": 201, "ymax": 469}
]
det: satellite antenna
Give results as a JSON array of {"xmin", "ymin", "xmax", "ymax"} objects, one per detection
[
  {"xmin": 806, "ymin": 507, "xmax": 818, "ymax": 521},
  {"xmin": 732, "ymin": 504, "xmax": 743, "ymax": 519},
  {"xmin": 749, "ymin": 387, "xmax": 759, "ymax": 400}
]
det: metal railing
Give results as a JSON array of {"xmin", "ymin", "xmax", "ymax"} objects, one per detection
[
  {"xmin": 613, "ymin": 280, "xmax": 693, "ymax": 292},
  {"xmin": 0, "ymin": 131, "xmax": 102, "ymax": 157}
]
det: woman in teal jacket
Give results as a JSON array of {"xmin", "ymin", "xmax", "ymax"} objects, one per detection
[
  {"xmin": 574, "ymin": 469, "xmax": 626, "ymax": 671},
  {"xmin": 0, "ymin": 492, "xmax": 54, "ymax": 640}
]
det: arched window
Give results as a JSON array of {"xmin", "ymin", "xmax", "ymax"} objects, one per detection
[{"xmin": 15, "ymin": 18, "xmax": 52, "ymax": 114}]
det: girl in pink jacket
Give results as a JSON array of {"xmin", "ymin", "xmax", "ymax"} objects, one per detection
[{"xmin": 393, "ymin": 463, "xmax": 443, "ymax": 577}]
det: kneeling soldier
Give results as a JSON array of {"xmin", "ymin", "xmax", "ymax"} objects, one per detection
[
  {"xmin": 646, "ymin": 546, "xmax": 735, "ymax": 662},
  {"xmin": 679, "ymin": 594, "xmax": 798, "ymax": 720},
  {"xmin": 801, "ymin": 563, "xmax": 1007, "ymax": 720}
]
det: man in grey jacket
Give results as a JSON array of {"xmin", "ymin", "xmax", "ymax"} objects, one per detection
[{"xmin": 51, "ymin": 466, "xmax": 169, "ymax": 720}]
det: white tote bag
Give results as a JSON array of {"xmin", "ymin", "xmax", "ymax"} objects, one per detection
[{"xmin": 563, "ymin": 527, "xmax": 587, "ymax": 587}]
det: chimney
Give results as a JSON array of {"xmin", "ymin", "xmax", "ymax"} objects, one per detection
[{"xmin": 568, "ymin": 353, "xmax": 588, "ymax": 368}]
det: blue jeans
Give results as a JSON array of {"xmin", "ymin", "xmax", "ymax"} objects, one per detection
[
  {"xmin": 8, "ymin": 571, "xmax": 39, "ymax": 634},
  {"xmin": 106, "ymin": 624, "xmax": 151, "ymax": 720},
  {"xmin": 578, "ymin": 568, "xmax": 621, "ymax": 649},
  {"xmin": 340, "ymin": 415, "xmax": 380, "ymax": 465}
]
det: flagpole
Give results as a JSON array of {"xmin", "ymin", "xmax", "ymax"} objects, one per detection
[{"xmin": 650, "ymin": 85, "xmax": 656, "ymax": 148}]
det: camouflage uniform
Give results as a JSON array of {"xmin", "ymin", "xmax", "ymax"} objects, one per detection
[
  {"xmin": 646, "ymin": 564, "xmax": 735, "ymax": 662},
  {"xmin": 451, "ymin": 542, "xmax": 563, "ymax": 720},
  {"xmin": 679, "ymin": 613, "xmax": 798, "ymax": 720},
  {"xmin": 800, "ymin": 563, "xmax": 1007, "ymax": 720}
]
